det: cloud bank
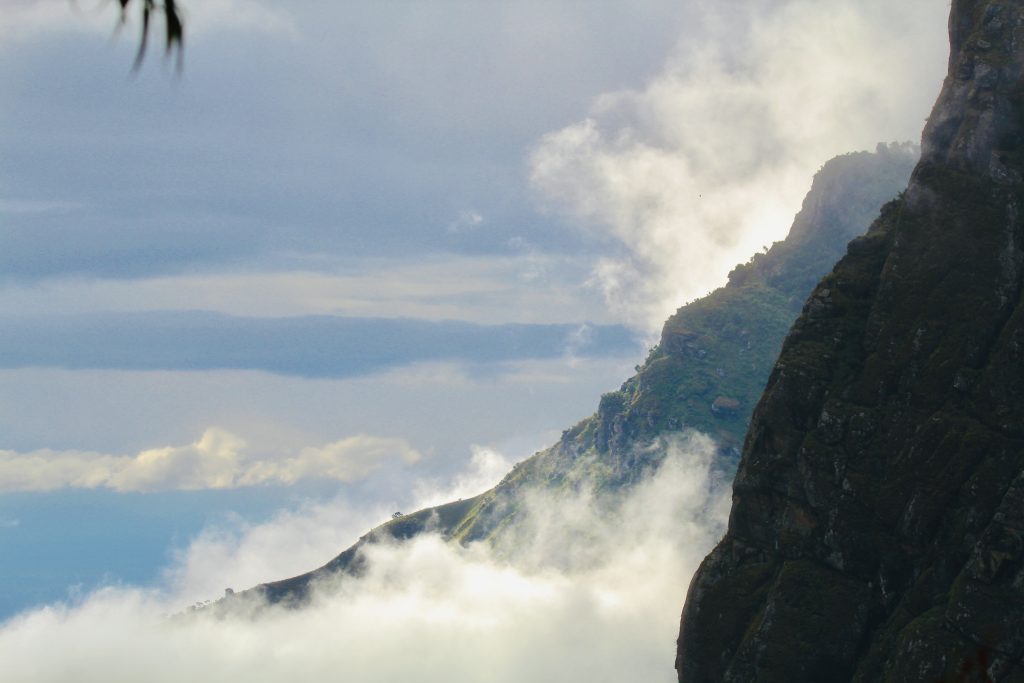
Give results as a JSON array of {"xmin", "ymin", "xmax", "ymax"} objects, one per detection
[
  {"xmin": 531, "ymin": 0, "xmax": 948, "ymax": 330},
  {"xmin": 0, "ymin": 434, "xmax": 729, "ymax": 682},
  {"xmin": 0, "ymin": 312, "xmax": 639, "ymax": 378},
  {"xmin": 0, "ymin": 430, "xmax": 421, "ymax": 492},
  {"xmin": 0, "ymin": 355, "xmax": 634, "ymax": 477},
  {"xmin": 0, "ymin": 256, "xmax": 609, "ymax": 325}
]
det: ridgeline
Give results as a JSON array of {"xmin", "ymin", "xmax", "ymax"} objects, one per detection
[{"xmin": 235, "ymin": 144, "xmax": 917, "ymax": 606}]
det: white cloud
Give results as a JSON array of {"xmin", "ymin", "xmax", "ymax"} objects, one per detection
[
  {"xmin": 165, "ymin": 497, "xmax": 396, "ymax": 604},
  {"xmin": 446, "ymin": 209, "xmax": 485, "ymax": 234},
  {"xmin": 240, "ymin": 435, "xmax": 422, "ymax": 488},
  {"xmin": 0, "ymin": 430, "xmax": 422, "ymax": 492},
  {"xmin": 0, "ymin": 432, "xmax": 729, "ymax": 683},
  {"xmin": 411, "ymin": 445, "xmax": 513, "ymax": 509},
  {"xmin": 0, "ymin": 357, "xmax": 636, "ymax": 486},
  {"xmin": 531, "ymin": 0, "xmax": 948, "ymax": 331}
]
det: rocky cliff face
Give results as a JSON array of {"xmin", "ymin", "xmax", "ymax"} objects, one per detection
[
  {"xmin": 677, "ymin": 1, "xmax": 1024, "ymax": 680},
  {"xmin": 236, "ymin": 146, "xmax": 915, "ymax": 606}
]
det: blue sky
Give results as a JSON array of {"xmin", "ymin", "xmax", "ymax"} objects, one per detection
[{"xmin": 0, "ymin": 0, "xmax": 949, "ymax": 632}]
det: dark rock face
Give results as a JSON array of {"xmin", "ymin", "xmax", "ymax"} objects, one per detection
[{"xmin": 677, "ymin": 2, "xmax": 1024, "ymax": 681}]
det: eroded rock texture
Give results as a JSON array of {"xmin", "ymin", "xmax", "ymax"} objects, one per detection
[{"xmin": 677, "ymin": 1, "xmax": 1024, "ymax": 681}]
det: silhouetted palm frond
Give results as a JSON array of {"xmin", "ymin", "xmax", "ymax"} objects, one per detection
[{"xmin": 115, "ymin": 0, "xmax": 183, "ymax": 71}]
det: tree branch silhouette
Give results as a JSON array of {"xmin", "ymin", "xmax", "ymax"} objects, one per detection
[{"xmin": 115, "ymin": 0, "xmax": 183, "ymax": 70}]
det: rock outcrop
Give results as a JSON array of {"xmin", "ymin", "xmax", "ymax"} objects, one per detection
[{"xmin": 677, "ymin": 1, "xmax": 1024, "ymax": 680}]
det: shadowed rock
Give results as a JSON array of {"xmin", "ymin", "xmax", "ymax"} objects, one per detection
[{"xmin": 677, "ymin": 1, "xmax": 1024, "ymax": 680}]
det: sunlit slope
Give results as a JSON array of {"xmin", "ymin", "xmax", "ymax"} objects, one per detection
[{"xmin": 246, "ymin": 144, "xmax": 917, "ymax": 604}]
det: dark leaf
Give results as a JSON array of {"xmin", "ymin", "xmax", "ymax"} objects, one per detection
[
  {"xmin": 131, "ymin": 0, "xmax": 151, "ymax": 72},
  {"xmin": 111, "ymin": 0, "xmax": 184, "ymax": 71},
  {"xmin": 164, "ymin": 0, "xmax": 184, "ymax": 71}
]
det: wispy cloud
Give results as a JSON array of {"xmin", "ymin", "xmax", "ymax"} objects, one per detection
[
  {"xmin": 0, "ymin": 256, "xmax": 610, "ymax": 325},
  {"xmin": 410, "ymin": 445, "xmax": 513, "ymax": 510},
  {"xmin": 0, "ymin": 311, "xmax": 639, "ymax": 378},
  {"xmin": 0, "ymin": 356, "xmax": 636, "ymax": 480},
  {"xmin": 0, "ymin": 433, "xmax": 729, "ymax": 682},
  {"xmin": 531, "ymin": 0, "xmax": 947, "ymax": 331},
  {"xmin": 0, "ymin": 430, "xmax": 421, "ymax": 493},
  {"xmin": 446, "ymin": 209, "xmax": 485, "ymax": 234}
]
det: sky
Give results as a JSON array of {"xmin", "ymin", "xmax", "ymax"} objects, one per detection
[{"xmin": 0, "ymin": 0, "xmax": 950, "ymax": 678}]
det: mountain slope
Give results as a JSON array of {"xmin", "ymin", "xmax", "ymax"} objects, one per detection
[
  {"xmin": 241, "ymin": 144, "xmax": 917, "ymax": 605},
  {"xmin": 677, "ymin": 1, "xmax": 1024, "ymax": 680}
]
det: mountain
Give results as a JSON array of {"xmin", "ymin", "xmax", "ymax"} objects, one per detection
[
  {"xmin": 229, "ymin": 144, "xmax": 917, "ymax": 606},
  {"xmin": 676, "ymin": 1, "xmax": 1024, "ymax": 680}
]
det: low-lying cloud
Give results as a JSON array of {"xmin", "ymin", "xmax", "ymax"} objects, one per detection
[
  {"xmin": 0, "ymin": 429, "xmax": 421, "ymax": 492},
  {"xmin": 531, "ymin": 0, "xmax": 948, "ymax": 331},
  {"xmin": 0, "ymin": 433, "xmax": 729, "ymax": 682}
]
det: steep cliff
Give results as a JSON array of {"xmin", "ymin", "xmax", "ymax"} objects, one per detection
[
  {"xmin": 677, "ymin": 1, "xmax": 1024, "ymax": 680},
  {"xmin": 235, "ymin": 146, "xmax": 915, "ymax": 606}
]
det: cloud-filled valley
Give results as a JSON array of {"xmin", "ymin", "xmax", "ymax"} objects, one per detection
[{"xmin": 0, "ymin": 436, "xmax": 729, "ymax": 682}]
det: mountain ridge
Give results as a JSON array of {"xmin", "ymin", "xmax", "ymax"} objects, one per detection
[{"xmin": 227, "ymin": 144, "xmax": 918, "ymax": 607}]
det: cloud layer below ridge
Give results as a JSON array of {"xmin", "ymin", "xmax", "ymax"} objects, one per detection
[{"xmin": 0, "ymin": 434, "xmax": 729, "ymax": 682}]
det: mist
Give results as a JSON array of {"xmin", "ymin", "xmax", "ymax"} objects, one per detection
[
  {"xmin": 0, "ymin": 434, "xmax": 728, "ymax": 682},
  {"xmin": 531, "ymin": 0, "xmax": 948, "ymax": 331}
]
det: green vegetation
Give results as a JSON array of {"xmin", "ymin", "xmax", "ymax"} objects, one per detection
[{"xmin": 241, "ymin": 145, "xmax": 919, "ymax": 602}]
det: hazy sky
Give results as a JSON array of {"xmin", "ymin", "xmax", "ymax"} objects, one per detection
[{"xmin": 0, "ymin": 0, "xmax": 950, "ymax": 673}]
